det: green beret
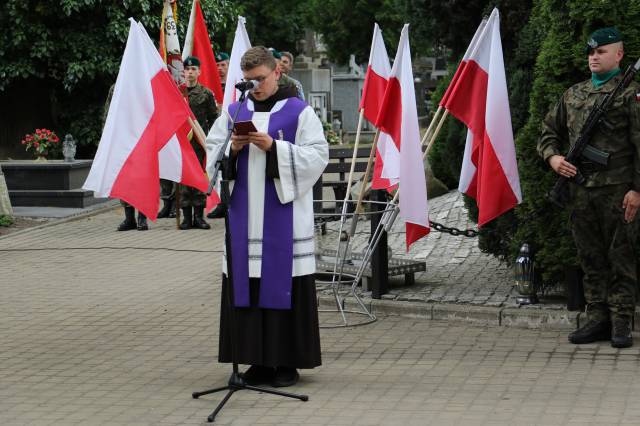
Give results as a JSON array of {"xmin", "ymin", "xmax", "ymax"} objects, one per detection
[
  {"xmin": 586, "ymin": 27, "xmax": 623, "ymax": 53},
  {"xmin": 215, "ymin": 52, "xmax": 229, "ymax": 62},
  {"xmin": 183, "ymin": 56, "xmax": 201, "ymax": 67},
  {"xmin": 268, "ymin": 48, "xmax": 282, "ymax": 59}
]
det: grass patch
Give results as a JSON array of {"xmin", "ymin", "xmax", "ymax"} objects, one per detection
[{"xmin": 0, "ymin": 215, "xmax": 14, "ymax": 227}]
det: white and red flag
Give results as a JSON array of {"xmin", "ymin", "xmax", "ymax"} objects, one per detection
[
  {"xmin": 222, "ymin": 16, "xmax": 251, "ymax": 110},
  {"xmin": 182, "ymin": 0, "xmax": 224, "ymax": 103},
  {"xmin": 376, "ymin": 24, "xmax": 430, "ymax": 250},
  {"xmin": 83, "ymin": 19, "xmax": 209, "ymax": 220},
  {"xmin": 443, "ymin": 9, "xmax": 522, "ymax": 226},
  {"xmin": 360, "ymin": 23, "xmax": 399, "ymax": 190}
]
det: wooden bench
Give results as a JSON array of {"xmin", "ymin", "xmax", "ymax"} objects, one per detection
[{"xmin": 313, "ymin": 146, "xmax": 373, "ymax": 214}]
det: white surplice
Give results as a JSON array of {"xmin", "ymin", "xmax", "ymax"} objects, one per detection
[{"xmin": 205, "ymin": 98, "xmax": 329, "ymax": 277}]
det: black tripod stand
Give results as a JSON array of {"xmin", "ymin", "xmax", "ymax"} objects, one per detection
[{"xmin": 192, "ymin": 88, "xmax": 308, "ymax": 423}]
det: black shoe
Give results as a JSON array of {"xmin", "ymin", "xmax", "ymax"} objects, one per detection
[
  {"xmin": 157, "ymin": 199, "xmax": 173, "ymax": 218},
  {"xmin": 611, "ymin": 318, "xmax": 633, "ymax": 348},
  {"xmin": 272, "ymin": 367, "xmax": 299, "ymax": 387},
  {"xmin": 207, "ymin": 205, "xmax": 225, "ymax": 219},
  {"xmin": 241, "ymin": 365, "xmax": 275, "ymax": 386},
  {"xmin": 568, "ymin": 320, "xmax": 611, "ymax": 344},
  {"xmin": 179, "ymin": 207, "xmax": 192, "ymax": 230},
  {"xmin": 137, "ymin": 213, "xmax": 148, "ymax": 231},
  {"xmin": 168, "ymin": 204, "xmax": 176, "ymax": 218},
  {"xmin": 117, "ymin": 207, "xmax": 137, "ymax": 231},
  {"xmin": 193, "ymin": 207, "xmax": 211, "ymax": 229}
]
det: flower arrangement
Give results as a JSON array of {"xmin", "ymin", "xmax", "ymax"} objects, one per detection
[
  {"xmin": 322, "ymin": 121, "xmax": 342, "ymax": 145},
  {"xmin": 20, "ymin": 129, "xmax": 60, "ymax": 159}
]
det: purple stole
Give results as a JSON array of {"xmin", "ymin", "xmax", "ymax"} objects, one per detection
[{"xmin": 227, "ymin": 97, "xmax": 307, "ymax": 310}]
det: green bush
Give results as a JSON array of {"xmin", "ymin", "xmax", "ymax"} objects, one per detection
[
  {"xmin": 0, "ymin": 215, "xmax": 13, "ymax": 227},
  {"xmin": 481, "ymin": 0, "xmax": 640, "ymax": 284}
]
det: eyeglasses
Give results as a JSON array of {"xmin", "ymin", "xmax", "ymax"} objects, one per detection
[{"xmin": 244, "ymin": 69, "xmax": 275, "ymax": 83}]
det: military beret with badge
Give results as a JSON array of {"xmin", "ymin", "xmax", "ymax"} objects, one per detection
[
  {"xmin": 183, "ymin": 56, "xmax": 201, "ymax": 67},
  {"xmin": 215, "ymin": 52, "xmax": 229, "ymax": 62},
  {"xmin": 586, "ymin": 27, "xmax": 623, "ymax": 53}
]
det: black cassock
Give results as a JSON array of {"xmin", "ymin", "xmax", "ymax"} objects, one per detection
[{"xmin": 218, "ymin": 274, "xmax": 322, "ymax": 369}]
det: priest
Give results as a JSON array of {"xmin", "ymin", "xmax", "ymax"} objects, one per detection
[{"xmin": 205, "ymin": 46, "xmax": 328, "ymax": 387}]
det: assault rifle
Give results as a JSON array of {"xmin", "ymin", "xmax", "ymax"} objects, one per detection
[{"xmin": 548, "ymin": 57, "xmax": 640, "ymax": 207}]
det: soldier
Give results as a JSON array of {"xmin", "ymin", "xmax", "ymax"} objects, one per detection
[
  {"xmin": 215, "ymin": 52, "xmax": 229, "ymax": 92},
  {"xmin": 269, "ymin": 48, "xmax": 305, "ymax": 101},
  {"xmin": 180, "ymin": 56, "xmax": 218, "ymax": 230},
  {"xmin": 538, "ymin": 27, "xmax": 640, "ymax": 348},
  {"xmin": 103, "ymin": 84, "xmax": 148, "ymax": 231}
]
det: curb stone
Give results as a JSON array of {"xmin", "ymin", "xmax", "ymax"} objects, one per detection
[
  {"xmin": 318, "ymin": 294, "xmax": 591, "ymax": 331},
  {"xmin": 0, "ymin": 200, "xmax": 119, "ymax": 241}
]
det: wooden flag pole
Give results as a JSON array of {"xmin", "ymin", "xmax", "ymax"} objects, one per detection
[
  {"xmin": 423, "ymin": 110, "xmax": 449, "ymax": 160},
  {"xmin": 420, "ymin": 105, "xmax": 443, "ymax": 147},
  {"xmin": 348, "ymin": 128, "xmax": 381, "ymax": 236},
  {"xmin": 342, "ymin": 109, "xmax": 366, "ymax": 215},
  {"xmin": 188, "ymin": 116, "xmax": 207, "ymax": 148}
]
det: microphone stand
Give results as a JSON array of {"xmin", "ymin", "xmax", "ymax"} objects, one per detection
[{"xmin": 192, "ymin": 87, "xmax": 308, "ymax": 423}]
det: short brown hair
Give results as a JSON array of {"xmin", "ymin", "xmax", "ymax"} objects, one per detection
[
  {"xmin": 281, "ymin": 51, "xmax": 294, "ymax": 62},
  {"xmin": 240, "ymin": 46, "xmax": 277, "ymax": 71}
]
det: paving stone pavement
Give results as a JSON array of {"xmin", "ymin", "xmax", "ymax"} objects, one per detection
[{"xmin": 2, "ymin": 206, "xmax": 640, "ymax": 425}]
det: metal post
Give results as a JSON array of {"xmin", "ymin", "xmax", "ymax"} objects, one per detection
[{"xmin": 370, "ymin": 189, "xmax": 388, "ymax": 299}]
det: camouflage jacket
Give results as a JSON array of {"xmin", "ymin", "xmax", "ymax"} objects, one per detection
[
  {"xmin": 278, "ymin": 74, "xmax": 305, "ymax": 101},
  {"xmin": 538, "ymin": 75, "xmax": 640, "ymax": 189},
  {"xmin": 186, "ymin": 84, "xmax": 217, "ymax": 165},
  {"xmin": 187, "ymin": 84, "xmax": 218, "ymax": 134}
]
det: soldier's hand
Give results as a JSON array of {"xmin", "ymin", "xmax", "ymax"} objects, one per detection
[
  {"xmin": 230, "ymin": 134, "xmax": 250, "ymax": 155},
  {"xmin": 622, "ymin": 190, "xmax": 640, "ymax": 223},
  {"xmin": 549, "ymin": 155, "xmax": 577, "ymax": 178},
  {"xmin": 248, "ymin": 132, "xmax": 274, "ymax": 152}
]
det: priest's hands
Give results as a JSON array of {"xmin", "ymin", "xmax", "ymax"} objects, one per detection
[
  {"xmin": 248, "ymin": 132, "xmax": 274, "ymax": 152},
  {"xmin": 230, "ymin": 134, "xmax": 251, "ymax": 155},
  {"xmin": 230, "ymin": 132, "xmax": 274, "ymax": 154}
]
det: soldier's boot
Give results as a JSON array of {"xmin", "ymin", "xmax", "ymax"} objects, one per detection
[
  {"xmin": 137, "ymin": 212, "xmax": 148, "ymax": 231},
  {"xmin": 568, "ymin": 320, "xmax": 611, "ymax": 344},
  {"xmin": 207, "ymin": 205, "xmax": 225, "ymax": 219},
  {"xmin": 157, "ymin": 199, "xmax": 173, "ymax": 218},
  {"xmin": 193, "ymin": 207, "xmax": 211, "ymax": 230},
  {"xmin": 179, "ymin": 208, "xmax": 192, "ymax": 230},
  {"xmin": 117, "ymin": 207, "xmax": 137, "ymax": 231},
  {"xmin": 611, "ymin": 317, "xmax": 633, "ymax": 348},
  {"xmin": 168, "ymin": 202, "xmax": 177, "ymax": 218}
]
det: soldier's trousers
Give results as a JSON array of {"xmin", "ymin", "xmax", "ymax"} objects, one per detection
[
  {"xmin": 570, "ymin": 183, "xmax": 638, "ymax": 322},
  {"xmin": 160, "ymin": 179, "xmax": 176, "ymax": 201},
  {"xmin": 180, "ymin": 185, "xmax": 206, "ymax": 208}
]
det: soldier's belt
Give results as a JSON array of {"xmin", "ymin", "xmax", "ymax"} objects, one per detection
[{"xmin": 580, "ymin": 153, "xmax": 633, "ymax": 174}]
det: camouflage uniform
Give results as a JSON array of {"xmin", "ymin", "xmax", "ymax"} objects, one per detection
[
  {"xmin": 538, "ymin": 74, "xmax": 640, "ymax": 323},
  {"xmin": 180, "ymin": 83, "xmax": 218, "ymax": 207},
  {"xmin": 278, "ymin": 74, "xmax": 305, "ymax": 101}
]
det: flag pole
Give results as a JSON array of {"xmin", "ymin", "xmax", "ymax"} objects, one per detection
[
  {"xmin": 419, "ymin": 105, "xmax": 443, "ymax": 147},
  {"xmin": 423, "ymin": 110, "xmax": 449, "ymax": 160},
  {"xmin": 188, "ymin": 117, "xmax": 207, "ymax": 148},
  {"xmin": 349, "ymin": 128, "xmax": 380, "ymax": 235},
  {"xmin": 342, "ymin": 109, "xmax": 365, "ymax": 217}
]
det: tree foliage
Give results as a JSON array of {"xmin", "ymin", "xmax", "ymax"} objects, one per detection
[
  {"xmin": 0, "ymin": 0, "xmax": 237, "ymax": 154},
  {"xmin": 478, "ymin": 0, "xmax": 640, "ymax": 283}
]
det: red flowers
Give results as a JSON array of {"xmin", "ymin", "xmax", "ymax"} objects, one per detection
[{"xmin": 20, "ymin": 128, "xmax": 60, "ymax": 158}]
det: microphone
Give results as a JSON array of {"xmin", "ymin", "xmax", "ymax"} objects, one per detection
[{"xmin": 235, "ymin": 80, "xmax": 259, "ymax": 91}]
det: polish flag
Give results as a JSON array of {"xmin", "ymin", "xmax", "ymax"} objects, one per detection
[
  {"xmin": 222, "ymin": 16, "xmax": 251, "ymax": 111},
  {"xmin": 444, "ymin": 9, "xmax": 522, "ymax": 226},
  {"xmin": 182, "ymin": 0, "xmax": 224, "ymax": 103},
  {"xmin": 83, "ymin": 19, "xmax": 208, "ymax": 220},
  {"xmin": 376, "ymin": 24, "xmax": 430, "ymax": 250},
  {"xmin": 439, "ymin": 18, "xmax": 487, "ymax": 107},
  {"xmin": 360, "ymin": 23, "xmax": 399, "ymax": 190}
]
